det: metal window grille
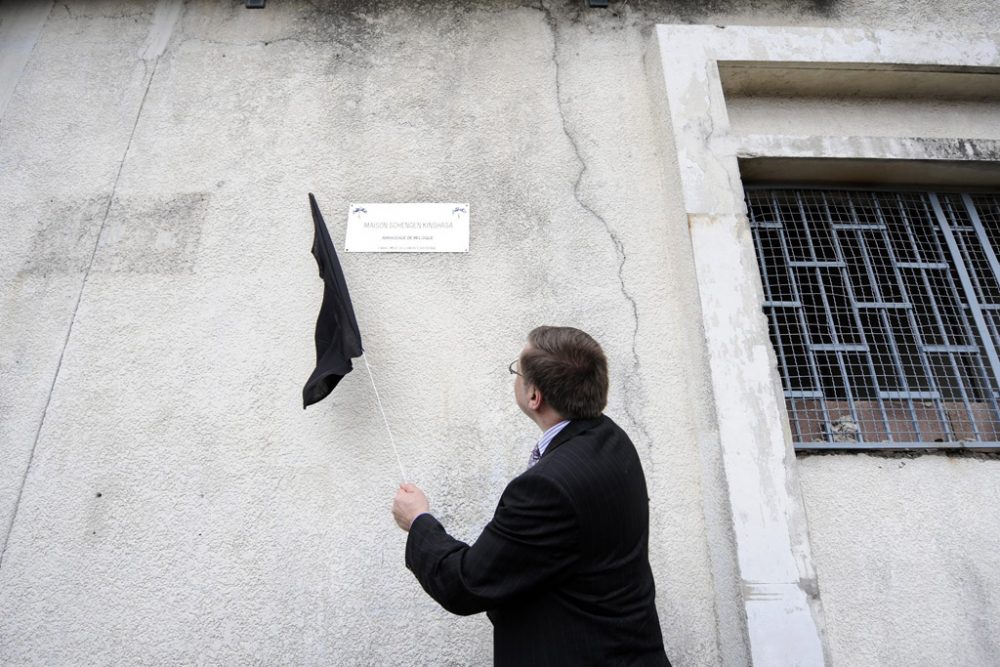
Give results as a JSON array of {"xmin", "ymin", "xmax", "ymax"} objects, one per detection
[{"xmin": 746, "ymin": 188, "xmax": 1000, "ymax": 450}]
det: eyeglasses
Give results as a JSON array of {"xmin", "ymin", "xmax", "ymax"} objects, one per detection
[{"xmin": 508, "ymin": 359, "xmax": 522, "ymax": 376}]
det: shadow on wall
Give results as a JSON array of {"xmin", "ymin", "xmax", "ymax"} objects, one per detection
[
  {"xmin": 630, "ymin": 0, "xmax": 838, "ymax": 16},
  {"xmin": 282, "ymin": 0, "xmax": 841, "ymax": 25}
]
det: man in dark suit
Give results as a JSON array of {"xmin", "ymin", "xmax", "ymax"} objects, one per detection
[{"xmin": 392, "ymin": 326, "xmax": 670, "ymax": 666}]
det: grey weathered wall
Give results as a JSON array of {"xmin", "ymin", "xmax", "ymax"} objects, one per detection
[
  {"xmin": 1, "ymin": 1, "xmax": 998, "ymax": 665},
  {"xmin": 798, "ymin": 455, "xmax": 1000, "ymax": 667}
]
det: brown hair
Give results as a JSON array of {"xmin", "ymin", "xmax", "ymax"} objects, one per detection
[{"xmin": 520, "ymin": 326, "xmax": 608, "ymax": 419}]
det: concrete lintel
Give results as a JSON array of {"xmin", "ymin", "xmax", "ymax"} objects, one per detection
[
  {"xmin": 734, "ymin": 134, "xmax": 1000, "ymax": 163},
  {"xmin": 656, "ymin": 25, "xmax": 1000, "ymax": 71}
]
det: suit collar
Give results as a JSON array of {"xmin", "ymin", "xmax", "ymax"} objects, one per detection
[{"xmin": 541, "ymin": 415, "xmax": 605, "ymax": 458}]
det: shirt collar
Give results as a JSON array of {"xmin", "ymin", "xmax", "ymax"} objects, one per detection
[{"xmin": 536, "ymin": 420, "xmax": 571, "ymax": 458}]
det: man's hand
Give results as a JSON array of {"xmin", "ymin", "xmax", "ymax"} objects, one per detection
[{"xmin": 392, "ymin": 483, "xmax": 430, "ymax": 532}]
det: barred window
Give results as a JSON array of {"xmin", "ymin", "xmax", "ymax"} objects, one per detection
[{"xmin": 747, "ymin": 188, "xmax": 1000, "ymax": 450}]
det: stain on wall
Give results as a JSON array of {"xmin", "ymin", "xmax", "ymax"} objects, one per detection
[
  {"xmin": 93, "ymin": 192, "xmax": 209, "ymax": 274},
  {"xmin": 18, "ymin": 196, "xmax": 109, "ymax": 276}
]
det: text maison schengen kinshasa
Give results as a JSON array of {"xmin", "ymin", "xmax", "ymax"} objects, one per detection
[{"xmin": 363, "ymin": 221, "xmax": 455, "ymax": 229}]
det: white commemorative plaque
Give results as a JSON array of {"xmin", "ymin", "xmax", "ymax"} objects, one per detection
[{"xmin": 345, "ymin": 203, "xmax": 469, "ymax": 253}]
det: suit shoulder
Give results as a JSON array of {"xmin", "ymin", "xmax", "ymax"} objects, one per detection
[
  {"xmin": 504, "ymin": 466, "xmax": 575, "ymax": 505},
  {"xmin": 556, "ymin": 416, "xmax": 637, "ymax": 458},
  {"xmin": 537, "ymin": 418, "xmax": 644, "ymax": 490}
]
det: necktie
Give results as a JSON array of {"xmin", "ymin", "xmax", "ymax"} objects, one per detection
[{"xmin": 528, "ymin": 442, "xmax": 541, "ymax": 469}]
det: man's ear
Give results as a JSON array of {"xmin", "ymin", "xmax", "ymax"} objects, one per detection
[{"xmin": 528, "ymin": 386, "xmax": 543, "ymax": 411}]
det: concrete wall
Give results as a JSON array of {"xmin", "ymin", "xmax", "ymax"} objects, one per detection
[
  {"xmin": 798, "ymin": 455, "xmax": 1000, "ymax": 667},
  {"xmin": 1, "ymin": 1, "xmax": 998, "ymax": 666}
]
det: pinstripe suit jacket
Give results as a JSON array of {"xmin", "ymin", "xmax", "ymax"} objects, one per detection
[{"xmin": 405, "ymin": 415, "xmax": 670, "ymax": 666}]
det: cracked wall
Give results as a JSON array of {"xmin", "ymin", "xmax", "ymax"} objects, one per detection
[{"xmin": 2, "ymin": 1, "xmax": 999, "ymax": 666}]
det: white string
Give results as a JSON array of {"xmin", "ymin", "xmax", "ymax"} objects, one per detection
[{"xmin": 362, "ymin": 350, "xmax": 407, "ymax": 483}]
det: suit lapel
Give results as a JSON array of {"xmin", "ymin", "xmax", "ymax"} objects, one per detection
[{"xmin": 541, "ymin": 415, "xmax": 604, "ymax": 459}]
